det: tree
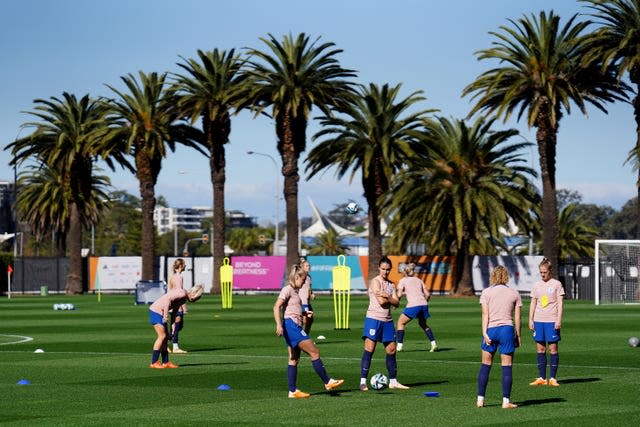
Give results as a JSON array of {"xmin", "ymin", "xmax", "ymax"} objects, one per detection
[
  {"xmin": 103, "ymin": 71, "xmax": 205, "ymax": 280},
  {"xmin": 463, "ymin": 11, "xmax": 627, "ymax": 278},
  {"xmin": 557, "ymin": 203, "xmax": 599, "ymax": 260},
  {"xmin": 382, "ymin": 117, "xmax": 539, "ymax": 295},
  {"xmin": 307, "ymin": 229, "xmax": 348, "ymax": 255},
  {"xmin": 306, "ymin": 83, "xmax": 434, "ymax": 280},
  {"xmin": 604, "ymin": 197, "xmax": 639, "ymax": 238},
  {"xmin": 243, "ymin": 33, "xmax": 357, "ymax": 269},
  {"xmin": 581, "ymin": 0, "xmax": 640, "ymax": 238},
  {"xmin": 86, "ymin": 190, "xmax": 142, "ymax": 256},
  {"xmin": 172, "ymin": 48, "xmax": 247, "ymax": 293},
  {"xmin": 7, "ymin": 93, "xmax": 113, "ymax": 293}
]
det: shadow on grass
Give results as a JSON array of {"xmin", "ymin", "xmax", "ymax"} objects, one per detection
[
  {"xmin": 404, "ymin": 348, "xmax": 453, "ymax": 353},
  {"xmin": 517, "ymin": 397, "xmax": 566, "ymax": 407},
  {"xmin": 177, "ymin": 361, "xmax": 249, "ymax": 367},
  {"xmin": 316, "ymin": 340, "xmax": 350, "ymax": 345},
  {"xmin": 558, "ymin": 377, "xmax": 600, "ymax": 384},
  {"xmin": 183, "ymin": 347, "xmax": 234, "ymax": 352},
  {"xmin": 407, "ymin": 380, "xmax": 449, "ymax": 387}
]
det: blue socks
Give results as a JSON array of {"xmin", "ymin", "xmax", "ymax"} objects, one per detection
[
  {"xmin": 396, "ymin": 330, "xmax": 405, "ymax": 344},
  {"xmin": 550, "ymin": 353, "xmax": 559, "ymax": 378},
  {"xmin": 311, "ymin": 358, "xmax": 330, "ymax": 383},
  {"xmin": 477, "ymin": 363, "xmax": 491, "ymax": 397},
  {"xmin": 172, "ymin": 321, "xmax": 183, "ymax": 344},
  {"xmin": 287, "ymin": 365, "xmax": 297, "ymax": 392},
  {"xmin": 161, "ymin": 350, "xmax": 168, "ymax": 363},
  {"xmin": 386, "ymin": 353, "xmax": 397, "ymax": 379},
  {"xmin": 537, "ymin": 352, "xmax": 547, "ymax": 378},
  {"xmin": 360, "ymin": 350, "xmax": 373, "ymax": 378},
  {"xmin": 151, "ymin": 349, "xmax": 160, "ymax": 364},
  {"xmin": 501, "ymin": 365, "xmax": 513, "ymax": 399},
  {"xmin": 424, "ymin": 327, "xmax": 435, "ymax": 342}
]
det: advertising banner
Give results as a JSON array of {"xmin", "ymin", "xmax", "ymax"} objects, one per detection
[{"xmin": 231, "ymin": 256, "xmax": 287, "ymax": 290}]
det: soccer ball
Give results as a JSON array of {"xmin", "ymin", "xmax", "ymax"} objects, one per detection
[
  {"xmin": 346, "ymin": 202, "xmax": 359, "ymax": 215},
  {"xmin": 370, "ymin": 373, "xmax": 389, "ymax": 390},
  {"xmin": 629, "ymin": 336, "xmax": 639, "ymax": 347}
]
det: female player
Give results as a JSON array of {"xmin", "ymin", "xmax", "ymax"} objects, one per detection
[
  {"xmin": 476, "ymin": 265, "xmax": 521, "ymax": 409},
  {"xmin": 528, "ymin": 258, "xmax": 564, "ymax": 387},
  {"xmin": 396, "ymin": 262, "xmax": 438, "ymax": 352},
  {"xmin": 298, "ymin": 256, "xmax": 315, "ymax": 334},
  {"xmin": 359, "ymin": 256, "xmax": 409, "ymax": 391},
  {"xmin": 168, "ymin": 258, "xmax": 188, "ymax": 353},
  {"xmin": 273, "ymin": 264, "xmax": 344, "ymax": 398},
  {"xmin": 148, "ymin": 284, "xmax": 204, "ymax": 369}
]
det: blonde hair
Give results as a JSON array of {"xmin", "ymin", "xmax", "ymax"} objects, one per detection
[
  {"xmin": 490, "ymin": 266, "xmax": 509, "ymax": 285},
  {"xmin": 288, "ymin": 264, "xmax": 305, "ymax": 285},
  {"xmin": 188, "ymin": 284, "xmax": 204, "ymax": 302},
  {"xmin": 173, "ymin": 258, "xmax": 185, "ymax": 272},
  {"xmin": 404, "ymin": 263, "xmax": 416, "ymax": 276},
  {"xmin": 539, "ymin": 257, "xmax": 553, "ymax": 270}
]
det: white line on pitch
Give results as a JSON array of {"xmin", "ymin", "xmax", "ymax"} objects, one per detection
[{"xmin": 0, "ymin": 335, "xmax": 34, "ymax": 346}]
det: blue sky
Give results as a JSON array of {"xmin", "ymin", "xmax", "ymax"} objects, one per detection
[{"xmin": 1, "ymin": 0, "xmax": 636, "ymax": 225}]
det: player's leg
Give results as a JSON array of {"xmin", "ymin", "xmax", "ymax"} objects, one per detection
[
  {"xmin": 477, "ymin": 349, "xmax": 494, "ymax": 407},
  {"xmin": 419, "ymin": 314, "xmax": 438, "ymax": 352},
  {"xmin": 500, "ymin": 353, "xmax": 516, "ymax": 409},
  {"xmin": 299, "ymin": 339, "xmax": 344, "ymax": 391},
  {"xmin": 150, "ymin": 321, "xmax": 166, "ymax": 368},
  {"xmin": 396, "ymin": 313, "xmax": 411, "ymax": 351},
  {"xmin": 360, "ymin": 337, "xmax": 377, "ymax": 391},
  {"xmin": 548, "ymin": 341, "xmax": 560, "ymax": 386},
  {"xmin": 530, "ymin": 322, "xmax": 549, "ymax": 385},
  {"xmin": 171, "ymin": 312, "xmax": 184, "ymax": 351},
  {"xmin": 383, "ymin": 322, "xmax": 408, "ymax": 389},
  {"xmin": 287, "ymin": 346, "xmax": 308, "ymax": 398}
]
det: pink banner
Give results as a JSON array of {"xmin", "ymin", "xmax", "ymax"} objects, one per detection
[{"xmin": 231, "ymin": 256, "xmax": 287, "ymax": 290}]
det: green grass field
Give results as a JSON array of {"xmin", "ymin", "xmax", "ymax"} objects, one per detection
[{"xmin": 1, "ymin": 294, "xmax": 639, "ymax": 426}]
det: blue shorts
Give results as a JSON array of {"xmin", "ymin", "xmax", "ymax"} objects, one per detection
[
  {"xmin": 283, "ymin": 318, "xmax": 310, "ymax": 348},
  {"xmin": 149, "ymin": 310, "xmax": 164, "ymax": 325},
  {"xmin": 533, "ymin": 321, "xmax": 561, "ymax": 343},
  {"xmin": 402, "ymin": 305, "xmax": 430, "ymax": 320},
  {"xmin": 362, "ymin": 317, "xmax": 396, "ymax": 343},
  {"xmin": 481, "ymin": 325, "xmax": 516, "ymax": 354}
]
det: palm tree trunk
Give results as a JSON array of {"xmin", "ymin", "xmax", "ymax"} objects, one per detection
[
  {"xmin": 65, "ymin": 202, "xmax": 83, "ymax": 294},
  {"xmin": 210, "ymin": 135, "xmax": 226, "ymax": 295},
  {"xmin": 536, "ymin": 121, "xmax": 560, "ymax": 277},
  {"xmin": 367, "ymin": 200, "xmax": 382, "ymax": 282},
  {"xmin": 138, "ymin": 152, "xmax": 156, "ymax": 281},
  {"xmin": 633, "ymin": 86, "xmax": 640, "ymax": 238},
  {"xmin": 283, "ymin": 165, "xmax": 299, "ymax": 270},
  {"xmin": 453, "ymin": 237, "xmax": 473, "ymax": 296}
]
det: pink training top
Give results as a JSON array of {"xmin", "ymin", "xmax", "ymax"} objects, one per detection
[
  {"xmin": 479, "ymin": 284, "xmax": 522, "ymax": 328},
  {"xmin": 169, "ymin": 272, "xmax": 184, "ymax": 290},
  {"xmin": 149, "ymin": 288, "xmax": 188, "ymax": 317},
  {"xmin": 530, "ymin": 278, "xmax": 564, "ymax": 322},
  {"xmin": 366, "ymin": 276, "xmax": 396, "ymax": 322},
  {"xmin": 277, "ymin": 285, "xmax": 303, "ymax": 325},
  {"xmin": 397, "ymin": 276, "xmax": 428, "ymax": 308},
  {"xmin": 299, "ymin": 275, "xmax": 312, "ymax": 306}
]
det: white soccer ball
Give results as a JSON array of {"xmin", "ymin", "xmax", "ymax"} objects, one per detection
[
  {"xmin": 629, "ymin": 336, "xmax": 639, "ymax": 347},
  {"xmin": 370, "ymin": 373, "xmax": 389, "ymax": 390},
  {"xmin": 346, "ymin": 202, "xmax": 359, "ymax": 215}
]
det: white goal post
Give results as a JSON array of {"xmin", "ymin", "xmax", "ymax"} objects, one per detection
[{"xmin": 594, "ymin": 240, "xmax": 640, "ymax": 305}]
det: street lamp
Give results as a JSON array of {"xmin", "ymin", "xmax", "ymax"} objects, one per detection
[{"xmin": 247, "ymin": 151, "xmax": 280, "ymax": 255}]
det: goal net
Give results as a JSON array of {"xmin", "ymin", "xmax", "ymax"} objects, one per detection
[{"xmin": 594, "ymin": 240, "xmax": 640, "ymax": 305}]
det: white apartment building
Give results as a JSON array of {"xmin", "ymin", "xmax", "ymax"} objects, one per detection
[{"xmin": 154, "ymin": 206, "xmax": 213, "ymax": 234}]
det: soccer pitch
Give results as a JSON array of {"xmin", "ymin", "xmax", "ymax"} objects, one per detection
[{"xmin": 1, "ymin": 294, "xmax": 639, "ymax": 426}]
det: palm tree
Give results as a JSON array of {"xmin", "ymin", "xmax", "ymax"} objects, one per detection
[
  {"xmin": 581, "ymin": 0, "xmax": 640, "ymax": 236},
  {"xmin": 243, "ymin": 33, "xmax": 357, "ymax": 269},
  {"xmin": 463, "ymin": 11, "xmax": 627, "ymax": 277},
  {"xmin": 7, "ymin": 93, "xmax": 113, "ymax": 293},
  {"xmin": 307, "ymin": 229, "xmax": 348, "ymax": 256},
  {"xmin": 103, "ymin": 71, "xmax": 205, "ymax": 280},
  {"xmin": 306, "ymin": 83, "xmax": 435, "ymax": 280},
  {"xmin": 172, "ymin": 48, "xmax": 247, "ymax": 294},
  {"xmin": 557, "ymin": 203, "xmax": 598, "ymax": 260},
  {"xmin": 382, "ymin": 117, "xmax": 540, "ymax": 295}
]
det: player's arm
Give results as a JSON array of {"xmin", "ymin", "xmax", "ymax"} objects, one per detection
[
  {"xmin": 387, "ymin": 286, "xmax": 400, "ymax": 307},
  {"xmin": 481, "ymin": 303, "xmax": 491, "ymax": 345},
  {"xmin": 422, "ymin": 280, "xmax": 431, "ymax": 302},
  {"xmin": 555, "ymin": 294, "xmax": 564, "ymax": 330},
  {"xmin": 528, "ymin": 296, "xmax": 537, "ymax": 331},
  {"xmin": 395, "ymin": 282, "xmax": 404, "ymax": 300},
  {"xmin": 273, "ymin": 298, "xmax": 285, "ymax": 336},
  {"xmin": 514, "ymin": 305, "xmax": 522, "ymax": 348}
]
